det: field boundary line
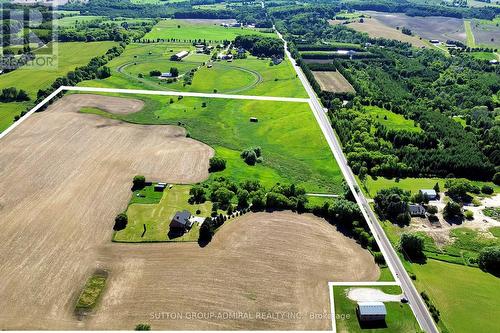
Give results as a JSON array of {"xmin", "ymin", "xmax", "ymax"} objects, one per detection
[
  {"xmin": 62, "ymin": 86, "xmax": 311, "ymax": 103},
  {"xmin": 0, "ymin": 87, "xmax": 64, "ymax": 141},
  {"xmin": 328, "ymin": 281, "xmax": 400, "ymax": 332}
]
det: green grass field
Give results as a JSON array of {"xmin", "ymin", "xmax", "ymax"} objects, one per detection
[
  {"xmin": 333, "ymin": 285, "xmax": 419, "ymax": 332},
  {"xmin": 0, "ymin": 102, "xmax": 27, "ymax": 133},
  {"xmin": 144, "ymin": 19, "xmax": 276, "ymax": 41},
  {"xmin": 410, "ymin": 260, "xmax": 500, "ymax": 333},
  {"xmin": 0, "ymin": 41, "xmax": 116, "ymax": 99},
  {"xmin": 469, "ymin": 51, "xmax": 498, "ymax": 61},
  {"xmin": 79, "ymin": 93, "xmax": 343, "ymax": 193},
  {"xmin": 464, "ymin": 20, "xmax": 476, "ymax": 48},
  {"xmin": 75, "ymin": 273, "xmax": 107, "ymax": 310},
  {"xmin": 114, "ymin": 185, "xmax": 212, "ymax": 242},
  {"xmin": 361, "ymin": 176, "xmax": 499, "ymax": 198},
  {"xmin": 364, "ymin": 106, "xmax": 422, "ymax": 132},
  {"xmin": 0, "ymin": 41, "xmax": 116, "ymax": 132},
  {"xmin": 54, "ymin": 15, "xmax": 104, "ymax": 27},
  {"xmin": 79, "ymin": 42, "xmax": 306, "ymax": 97}
]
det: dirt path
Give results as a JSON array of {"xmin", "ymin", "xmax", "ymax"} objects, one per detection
[
  {"xmin": 347, "ymin": 288, "xmax": 402, "ymax": 303},
  {"xmin": 0, "ymin": 94, "xmax": 213, "ymax": 329}
]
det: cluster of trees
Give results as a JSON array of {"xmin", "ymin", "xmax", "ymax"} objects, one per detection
[
  {"xmin": 36, "ymin": 44, "xmax": 125, "ymax": 103},
  {"xmin": 0, "ymin": 87, "xmax": 29, "ymax": 102},
  {"xmin": 478, "ymin": 246, "xmax": 500, "ymax": 276},
  {"xmin": 208, "ymin": 156, "xmax": 226, "ymax": 172},
  {"xmin": 234, "ymin": 35, "xmax": 284, "ymax": 58},
  {"xmin": 57, "ymin": 18, "xmax": 156, "ymax": 43},
  {"xmin": 374, "ymin": 187, "xmax": 411, "ymax": 225},
  {"xmin": 399, "ymin": 232, "xmax": 425, "ymax": 260},
  {"xmin": 240, "ymin": 147, "xmax": 262, "ymax": 165}
]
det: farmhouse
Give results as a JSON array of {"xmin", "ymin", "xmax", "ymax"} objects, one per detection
[
  {"xmin": 356, "ymin": 301, "xmax": 387, "ymax": 322},
  {"xmin": 170, "ymin": 210, "xmax": 193, "ymax": 231},
  {"xmin": 170, "ymin": 50, "xmax": 189, "ymax": 61},
  {"xmin": 160, "ymin": 72, "xmax": 173, "ymax": 78},
  {"xmin": 154, "ymin": 182, "xmax": 167, "ymax": 191},
  {"xmin": 409, "ymin": 204, "xmax": 426, "ymax": 217},
  {"xmin": 419, "ymin": 189, "xmax": 437, "ymax": 200}
]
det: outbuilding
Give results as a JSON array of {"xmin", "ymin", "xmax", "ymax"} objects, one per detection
[
  {"xmin": 170, "ymin": 50, "xmax": 189, "ymax": 61},
  {"xmin": 357, "ymin": 302, "xmax": 386, "ymax": 322},
  {"xmin": 419, "ymin": 189, "xmax": 437, "ymax": 200},
  {"xmin": 154, "ymin": 182, "xmax": 167, "ymax": 191}
]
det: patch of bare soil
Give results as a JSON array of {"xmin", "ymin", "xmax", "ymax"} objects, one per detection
[
  {"xmin": 86, "ymin": 211, "xmax": 379, "ymax": 330},
  {"xmin": 0, "ymin": 94, "xmax": 213, "ymax": 329},
  {"xmin": 66, "ymin": 93, "xmax": 145, "ymax": 114}
]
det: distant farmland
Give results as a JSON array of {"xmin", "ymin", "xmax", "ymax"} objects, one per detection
[
  {"xmin": 342, "ymin": 17, "xmax": 428, "ymax": 48},
  {"xmin": 365, "ymin": 11, "xmax": 466, "ymax": 43},
  {"xmin": 313, "ymin": 71, "xmax": 355, "ymax": 93}
]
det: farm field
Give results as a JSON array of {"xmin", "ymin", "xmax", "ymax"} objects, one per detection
[
  {"xmin": 333, "ymin": 285, "xmax": 419, "ymax": 332},
  {"xmin": 79, "ymin": 42, "xmax": 307, "ymax": 97},
  {"xmin": 0, "ymin": 41, "xmax": 116, "ymax": 99},
  {"xmin": 86, "ymin": 211, "xmax": 380, "ymax": 329},
  {"xmin": 0, "ymin": 94, "xmax": 213, "ymax": 329},
  {"xmin": 54, "ymin": 15, "xmax": 104, "ymax": 27},
  {"xmin": 470, "ymin": 18, "xmax": 500, "ymax": 47},
  {"xmin": 0, "ymin": 41, "xmax": 116, "ymax": 133},
  {"xmin": 364, "ymin": 106, "xmax": 422, "ymax": 132},
  {"xmin": 114, "ymin": 185, "xmax": 212, "ymax": 242},
  {"xmin": 364, "ymin": 11, "xmax": 466, "ymax": 44},
  {"xmin": 410, "ymin": 260, "xmax": 500, "ymax": 333},
  {"xmin": 360, "ymin": 175, "xmax": 499, "ymax": 198},
  {"xmin": 79, "ymin": 93, "xmax": 343, "ymax": 193},
  {"xmin": 313, "ymin": 71, "xmax": 355, "ymax": 93},
  {"xmin": 144, "ymin": 19, "xmax": 276, "ymax": 41},
  {"xmin": 341, "ymin": 17, "xmax": 429, "ymax": 48}
]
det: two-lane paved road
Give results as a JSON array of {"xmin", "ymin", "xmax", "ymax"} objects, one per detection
[{"xmin": 275, "ymin": 29, "xmax": 440, "ymax": 333}]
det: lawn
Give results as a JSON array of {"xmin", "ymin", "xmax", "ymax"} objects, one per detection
[
  {"xmin": 79, "ymin": 42, "xmax": 307, "ymax": 97},
  {"xmin": 79, "ymin": 94, "xmax": 343, "ymax": 193},
  {"xmin": 361, "ymin": 176, "xmax": 499, "ymax": 198},
  {"xmin": 333, "ymin": 285, "xmax": 419, "ymax": 333},
  {"xmin": 75, "ymin": 273, "xmax": 107, "ymax": 311},
  {"xmin": 114, "ymin": 184, "xmax": 212, "ymax": 242},
  {"xmin": 410, "ymin": 259, "xmax": 500, "ymax": 333},
  {"xmin": 364, "ymin": 106, "xmax": 422, "ymax": 132},
  {"xmin": 144, "ymin": 19, "xmax": 276, "ymax": 41}
]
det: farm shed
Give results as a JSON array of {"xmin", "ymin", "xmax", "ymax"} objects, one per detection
[
  {"xmin": 154, "ymin": 182, "xmax": 167, "ymax": 191},
  {"xmin": 250, "ymin": 117, "xmax": 258, "ymax": 122},
  {"xmin": 419, "ymin": 189, "xmax": 437, "ymax": 200},
  {"xmin": 170, "ymin": 210, "xmax": 193, "ymax": 230},
  {"xmin": 356, "ymin": 301, "xmax": 386, "ymax": 322},
  {"xmin": 171, "ymin": 50, "xmax": 189, "ymax": 61}
]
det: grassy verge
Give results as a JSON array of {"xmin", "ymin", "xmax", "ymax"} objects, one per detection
[
  {"xmin": 333, "ymin": 285, "xmax": 419, "ymax": 332},
  {"xmin": 75, "ymin": 271, "xmax": 107, "ymax": 312}
]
